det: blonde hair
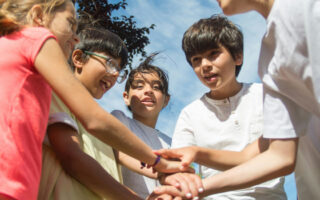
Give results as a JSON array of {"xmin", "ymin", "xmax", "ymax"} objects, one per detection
[{"xmin": 0, "ymin": 0, "xmax": 71, "ymax": 36}]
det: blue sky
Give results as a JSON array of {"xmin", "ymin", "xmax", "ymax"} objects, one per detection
[{"xmin": 98, "ymin": 0, "xmax": 297, "ymax": 199}]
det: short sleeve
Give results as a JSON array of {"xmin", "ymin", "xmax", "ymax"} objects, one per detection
[
  {"xmin": 43, "ymin": 93, "xmax": 79, "ymax": 146},
  {"xmin": 171, "ymin": 109, "xmax": 197, "ymax": 148},
  {"xmin": 111, "ymin": 110, "xmax": 130, "ymax": 127},
  {"xmin": 263, "ymin": 85, "xmax": 310, "ymax": 139},
  {"xmin": 305, "ymin": 0, "xmax": 320, "ymax": 105}
]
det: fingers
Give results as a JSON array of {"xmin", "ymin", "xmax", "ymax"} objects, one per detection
[
  {"xmin": 153, "ymin": 185, "xmax": 182, "ymax": 197},
  {"xmin": 154, "ymin": 149, "xmax": 182, "ymax": 160},
  {"xmin": 147, "ymin": 192, "xmax": 173, "ymax": 200},
  {"xmin": 162, "ymin": 173, "xmax": 204, "ymax": 200}
]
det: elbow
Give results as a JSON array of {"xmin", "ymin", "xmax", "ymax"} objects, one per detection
[
  {"xmin": 59, "ymin": 152, "xmax": 82, "ymax": 177},
  {"xmin": 281, "ymin": 157, "xmax": 296, "ymax": 176}
]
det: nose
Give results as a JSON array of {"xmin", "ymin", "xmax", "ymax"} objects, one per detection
[
  {"xmin": 200, "ymin": 58, "xmax": 212, "ymax": 72},
  {"xmin": 144, "ymin": 84, "xmax": 154, "ymax": 95}
]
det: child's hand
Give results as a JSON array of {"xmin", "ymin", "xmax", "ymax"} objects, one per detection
[
  {"xmin": 146, "ymin": 192, "xmax": 173, "ymax": 200},
  {"xmin": 154, "ymin": 146, "xmax": 198, "ymax": 171},
  {"xmin": 159, "ymin": 173, "xmax": 203, "ymax": 200},
  {"xmin": 154, "ymin": 157, "xmax": 195, "ymax": 174},
  {"xmin": 153, "ymin": 185, "xmax": 194, "ymax": 200}
]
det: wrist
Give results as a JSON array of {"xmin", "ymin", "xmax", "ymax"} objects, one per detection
[
  {"xmin": 141, "ymin": 155, "xmax": 161, "ymax": 169},
  {"xmin": 192, "ymin": 146, "xmax": 200, "ymax": 163}
]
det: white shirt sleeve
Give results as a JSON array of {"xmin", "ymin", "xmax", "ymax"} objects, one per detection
[
  {"xmin": 305, "ymin": 0, "xmax": 320, "ymax": 104},
  {"xmin": 263, "ymin": 85, "xmax": 310, "ymax": 139},
  {"xmin": 171, "ymin": 109, "xmax": 197, "ymax": 148}
]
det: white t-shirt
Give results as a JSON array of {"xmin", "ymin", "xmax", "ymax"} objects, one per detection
[
  {"xmin": 111, "ymin": 110, "xmax": 171, "ymax": 199},
  {"xmin": 259, "ymin": 0, "xmax": 320, "ymax": 139},
  {"xmin": 172, "ymin": 83, "xmax": 286, "ymax": 200},
  {"xmin": 258, "ymin": 0, "xmax": 320, "ymax": 199}
]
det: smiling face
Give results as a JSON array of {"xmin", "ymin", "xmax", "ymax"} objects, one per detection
[
  {"xmin": 190, "ymin": 46, "xmax": 242, "ymax": 99},
  {"xmin": 123, "ymin": 72, "xmax": 169, "ymax": 124},
  {"xmin": 72, "ymin": 50, "xmax": 121, "ymax": 99},
  {"xmin": 44, "ymin": 1, "xmax": 79, "ymax": 58}
]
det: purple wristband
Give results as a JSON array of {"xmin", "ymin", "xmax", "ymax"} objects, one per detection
[{"xmin": 140, "ymin": 155, "xmax": 161, "ymax": 169}]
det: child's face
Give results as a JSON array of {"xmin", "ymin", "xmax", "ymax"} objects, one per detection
[
  {"xmin": 216, "ymin": 0, "xmax": 254, "ymax": 15},
  {"xmin": 190, "ymin": 46, "xmax": 242, "ymax": 94},
  {"xmin": 123, "ymin": 72, "xmax": 169, "ymax": 120},
  {"xmin": 44, "ymin": 1, "xmax": 79, "ymax": 58},
  {"xmin": 73, "ymin": 50, "xmax": 121, "ymax": 99}
]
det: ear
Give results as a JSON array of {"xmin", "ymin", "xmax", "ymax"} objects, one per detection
[
  {"xmin": 235, "ymin": 53, "xmax": 243, "ymax": 66},
  {"xmin": 123, "ymin": 91, "xmax": 130, "ymax": 106},
  {"xmin": 162, "ymin": 95, "xmax": 170, "ymax": 108},
  {"xmin": 72, "ymin": 49, "xmax": 86, "ymax": 72},
  {"xmin": 29, "ymin": 5, "xmax": 45, "ymax": 26}
]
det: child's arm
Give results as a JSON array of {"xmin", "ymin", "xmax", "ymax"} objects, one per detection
[
  {"xmin": 34, "ymin": 38, "xmax": 179, "ymax": 172},
  {"xmin": 47, "ymin": 123, "xmax": 143, "ymax": 200},
  {"xmin": 199, "ymin": 138, "xmax": 298, "ymax": 197},
  {"xmin": 154, "ymin": 138, "xmax": 298, "ymax": 198},
  {"xmin": 116, "ymin": 150, "xmax": 203, "ymax": 199},
  {"xmin": 116, "ymin": 150, "xmax": 158, "ymax": 179},
  {"xmin": 156, "ymin": 136, "xmax": 269, "ymax": 171}
]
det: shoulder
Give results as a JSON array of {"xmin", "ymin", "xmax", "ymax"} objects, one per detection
[
  {"xmin": 242, "ymin": 83, "xmax": 262, "ymax": 97},
  {"xmin": 181, "ymin": 95, "xmax": 206, "ymax": 113},
  {"xmin": 111, "ymin": 109, "xmax": 126, "ymax": 119},
  {"xmin": 158, "ymin": 131, "xmax": 172, "ymax": 146},
  {"xmin": 111, "ymin": 110, "xmax": 132, "ymax": 125},
  {"xmin": 21, "ymin": 27, "xmax": 56, "ymax": 41},
  {"xmin": 49, "ymin": 92, "xmax": 79, "ymax": 132}
]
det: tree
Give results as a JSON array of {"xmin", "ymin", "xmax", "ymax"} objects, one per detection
[{"xmin": 74, "ymin": 0, "xmax": 155, "ymax": 69}]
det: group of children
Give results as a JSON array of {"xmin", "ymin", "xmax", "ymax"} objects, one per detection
[{"xmin": 0, "ymin": 0, "xmax": 319, "ymax": 199}]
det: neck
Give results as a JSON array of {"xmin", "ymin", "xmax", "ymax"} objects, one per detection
[
  {"xmin": 132, "ymin": 113, "xmax": 158, "ymax": 129},
  {"xmin": 208, "ymin": 81, "xmax": 242, "ymax": 100}
]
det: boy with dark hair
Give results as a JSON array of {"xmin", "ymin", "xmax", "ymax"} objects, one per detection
[
  {"xmin": 112, "ymin": 53, "xmax": 203, "ymax": 199},
  {"xmin": 38, "ymin": 27, "xmax": 159, "ymax": 200},
  {"xmin": 169, "ymin": 15, "xmax": 286, "ymax": 199}
]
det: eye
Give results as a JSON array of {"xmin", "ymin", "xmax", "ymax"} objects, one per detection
[
  {"xmin": 132, "ymin": 82, "xmax": 144, "ymax": 89},
  {"xmin": 208, "ymin": 50, "xmax": 220, "ymax": 60},
  {"xmin": 153, "ymin": 84, "xmax": 161, "ymax": 90},
  {"xmin": 67, "ymin": 18, "xmax": 77, "ymax": 32},
  {"xmin": 191, "ymin": 56, "xmax": 201, "ymax": 67}
]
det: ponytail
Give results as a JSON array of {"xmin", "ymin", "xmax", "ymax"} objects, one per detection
[{"xmin": 0, "ymin": 1, "xmax": 20, "ymax": 36}]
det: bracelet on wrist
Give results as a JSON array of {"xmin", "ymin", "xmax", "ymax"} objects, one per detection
[{"xmin": 140, "ymin": 155, "xmax": 161, "ymax": 169}]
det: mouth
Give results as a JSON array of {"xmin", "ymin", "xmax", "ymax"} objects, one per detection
[
  {"xmin": 141, "ymin": 97, "xmax": 155, "ymax": 106},
  {"xmin": 100, "ymin": 79, "xmax": 111, "ymax": 92},
  {"xmin": 204, "ymin": 73, "xmax": 218, "ymax": 82}
]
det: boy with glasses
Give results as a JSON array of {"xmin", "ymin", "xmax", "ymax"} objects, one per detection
[{"xmin": 39, "ymin": 27, "xmax": 143, "ymax": 200}]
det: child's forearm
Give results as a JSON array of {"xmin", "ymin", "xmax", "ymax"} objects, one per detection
[
  {"xmin": 48, "ymin": 124, "xmax": 143, "ymax": 200},
  {"xmin": 199, "ymin": 138, "xmax": 298, "ymax": 197},
  {"xmin": 117, "ymin": 151, "xmax": 158, "ymax": 179},
  {"xmin": 195, "ymin": 137, "xmax": 267, "ymax": 170}
]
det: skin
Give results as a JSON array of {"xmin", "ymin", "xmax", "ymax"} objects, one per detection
[
  {"xmin": 153, "ymin": 0, "xmax": 299, "ymax": 198},
  {"xmin": 155, "ymin": 136, "xmax": 269, "ymax": 171},
  {"xmin": 190, "ymin": 46, "xmax": 243, "ymax": 100},
  {"xmin": 73, "ymin": 50, "xmax": 120, "ymax": 99},
  {"xmin": 123, "ymin": 72, "xmax": 170, "ymax": 128},
  {"xmin": 41, "ymin": 1, "xmax": 79, "ymax": 58}
]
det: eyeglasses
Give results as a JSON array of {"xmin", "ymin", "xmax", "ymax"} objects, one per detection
[{"xmin": 84, "ymin": 51, "xmax": 128, "ymax": 83}]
